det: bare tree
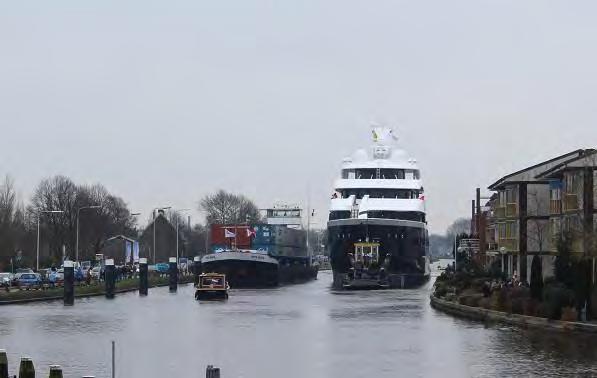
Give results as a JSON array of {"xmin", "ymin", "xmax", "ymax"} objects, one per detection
[
  {"xmin": 446, "ymin": 217, "xmax": 471, "ymax": 240},
  {"xmin": 200, "ymin": 190, "xmax": 261, "ymax": 225},
  {"xmin": 28, "ymin": 176, "xmax": 136, "ymax": 264},
  {"xmin": 527, "ymin": 188, "xmax": 550, "ymax": 253},
  {"xmin": 0, "ymin": 175, "xmax": 28, "ymax": 269}
]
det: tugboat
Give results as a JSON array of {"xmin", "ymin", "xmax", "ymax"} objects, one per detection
[
  {"xmin": 327, "ymin": 126, "xmax": 430, "ymax": 289},
  {"xmin": 195, "ymin": 273, "xmax": 229, "ymax": 301}
]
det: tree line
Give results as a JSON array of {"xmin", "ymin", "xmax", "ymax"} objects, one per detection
[{"xmin": 0, "ymin": 177, "xmax": 267, "ymax": 270}]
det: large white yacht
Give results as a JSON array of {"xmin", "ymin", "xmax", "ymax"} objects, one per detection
[{"xmin": 327, "ymin": 126, "xmax": 430, "ymax": 289}]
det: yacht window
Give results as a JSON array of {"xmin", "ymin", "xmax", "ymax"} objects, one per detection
[
  {"xmin": 342, "ymin": 169, "xmax": 356, "ymax": 179},
  {"xmin": 379, "ymin": 169, "xmax": 405, "ymax": 179}
]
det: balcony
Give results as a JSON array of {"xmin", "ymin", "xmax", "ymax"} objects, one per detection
[
  {"xmin": 494, "ymin": 206, "xmax": 506, "ymax": 219},
  {"xmin": 563, "ymin": 193, "xmax": 579, "ymax": 212},
  {"xmin": 498, "ymin": 238, "xmax": 518, "ymax": 252},
  {"xmin": 506, "ymin": 203, "xmax": 518, "ymax": 218},
  {"xmin": 550, "ymin": 199, "xmax": 562, "ymax": 215}
]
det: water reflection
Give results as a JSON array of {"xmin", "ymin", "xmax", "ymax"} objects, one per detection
[{"xmin": 0, "ymin": 271, "xmax": 595, "ymax": 378}]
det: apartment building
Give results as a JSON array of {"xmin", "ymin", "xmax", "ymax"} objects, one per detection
[
  {"xmin": 536, "ymin": 150, "xmax": 597, "ymax": 283},
  {"xmin": 487, "ymin": 150, "xmax": 591, "ymax": 283}
]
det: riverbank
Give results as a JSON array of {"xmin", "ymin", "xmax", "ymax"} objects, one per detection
[
  {"xmin": 0, "ymin": 275, "xmax": 194, "ymax": 305},
  {"xmin": 430, "ymin": 294, "xmax": 597, "ymax": 335}
]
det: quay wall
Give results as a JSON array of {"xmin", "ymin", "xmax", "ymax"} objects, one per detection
[
  {"xmin": 0, "ymin": 277, "xmax": 193, "ymax": 306},
  {"xmin": 430, "ymin": 295, "xmax": 597, "ymax": 335}
]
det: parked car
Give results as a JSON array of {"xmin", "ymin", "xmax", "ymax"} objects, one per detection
[
  {"xmin": 90, "ymin": 266, "xmax": 102, "ymax": 280},
  {"xmin": 0, "ymin": 272, "xmax": 13, "ymax": 288},
  {"xmin": 17, "ymin": 273, "xmax": 42, "ymax": 290}
]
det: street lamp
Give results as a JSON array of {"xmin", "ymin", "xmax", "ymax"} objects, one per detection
[
  {"xmin": 75, "ymin": 205, "xmax": 101, "ymax": 264},
  {"xmin": 173, "ymin": 209, "xmax": 190, "ymax": 265},
  {"xmin": 36, "ymin": 210, "xmax": 65, "ymax": 271},
  {"xmin": 153, "ymin": 206, "xmax": 171, "ymax": 264}
]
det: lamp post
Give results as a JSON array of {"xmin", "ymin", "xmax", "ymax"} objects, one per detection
[
  {"xmin": 76, "ymin": 205, "xmax": 101, "ymax": 264},
  {"xmin": 153, "ymin": 206, "xmax": 171, "ymax": 264},
  {"xmin": 36, "ymin": 210, "xmax": 65, "ymax": 271},
  {"xmin": 173, "ymin": 209, "xmax": 190, "ymax": 267}
]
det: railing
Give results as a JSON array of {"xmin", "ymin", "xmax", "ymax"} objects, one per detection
[
  {"xmin": 458, "ymin": 239, "xmax": 480, "ymax": 254},
  {"xmin": 550, "ymin": 199, "xmax": 562, "ymax": 215},
  {"xmin": 563, "ymin": 193, "xmax": 579, "ymax": 212},
  {"xmin": 506, "ymin": 203, "xmax": 518, "ymax": 218},
  {"xmin": 498, "ymin": 238, "xmax": 518, "ymax": 252}
]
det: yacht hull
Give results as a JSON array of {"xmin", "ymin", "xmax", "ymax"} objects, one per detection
[{"xmin": 328, "ymin": 219, "xmax": 430, "ymax": 290}]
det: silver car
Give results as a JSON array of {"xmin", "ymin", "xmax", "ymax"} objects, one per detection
[{"xmin": 0, "ymin": 272, "xmax": 13, "ymax": 288}]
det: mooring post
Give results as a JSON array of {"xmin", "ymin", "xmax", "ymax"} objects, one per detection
[
  {"xmin": 0, "ymin": 349, "xmax": 8, "ymax": 378},
  {"xmin": 111, "ymin": 341, "xmax": 115, "ymax": 378},
  {"xmin": 63, "ymin": 260, "xmax": 75, "ymax": 306},
  {"xmin": 105, "ymin": 259, "xmax": 115, "ymax": 299},
  {"xmin": 168, "ymin": 257, "xmax": 178, "ymax": 293},
  {"xmin": 139, "ymin": 258, "xmax": 148, "ymax": 296},
  {"xmin": 193, "ymin": 256, "xmax": 201, "ymax": 287},
  {"xmin": 205, "ymin": 365, "xmax": 220, "ymax": 378},
  {"xmin": 18, "ymin": 357, "xmax": 34, "ymax": 378},
  {"xmin": 48, "ymin": 364, "xmax": 63, "ymax": 378}
]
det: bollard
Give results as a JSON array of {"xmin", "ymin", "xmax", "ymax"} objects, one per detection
[
  {"xmin": 18, "ymin": 357, "xmax": 34, "ymax": 378},
  {"xmin": 139, "ymin": 258, "xmax": 148, "ymax": 296},
  {"xmin": 168, "ymin": 257, "xmax": 178, "ymax": 293},
  {"xmin": 0, "ymin": 349, "xmax": 8, "ymax": 378},
  {"xmin": 105, "ymin": 259, "xmax": 115, "ymax": 299},
  {"xmin": 193, "ymin": 256, "xmax": 201, "ymax": 287},
  {"xmin": 63, "ymin": 260, "xmax": 75, "ymax": 306},
  {"xmin": 48, "ymin": 365, "xmax": 63, "ymax": 378},
  {"xmin": 206, "ymin": 365, "xmax": 220, "ymax": 378}
]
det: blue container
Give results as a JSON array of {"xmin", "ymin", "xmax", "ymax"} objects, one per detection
[{"xmin": 252, "ymin": 225, "xmax": 275, "ymax": 245}]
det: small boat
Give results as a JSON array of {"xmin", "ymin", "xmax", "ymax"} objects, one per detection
[{"xmin": 195, "ymin": 273, "xmax": 229, "ymax": 301}]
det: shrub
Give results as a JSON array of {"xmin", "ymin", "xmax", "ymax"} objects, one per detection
[
  {"xmin": 591, "ymin": 288, "xmax": 597, "ymax": 320},
  {"xmin": 511, "ymin": 298, "xmax": 525, "ymax": 315},
  {"xmin": 530, "ymin": 255, "xmax": 543, "ymax": 300},
  {"xmin": 478, "ymin": 297, "xmax": 491, "ymax": 309},
  {"xmin": 459, "ymin": 294, "xmax": 483, "ymax": 307},
  {"xmin": 496, "ymin": 287, "xmax": 510, "ymax": 312},
  {"xmin": 543, "ymin": 282, "xmax": 575, "ymax": 320},
  {"xmin": 561, "ymin": 306, "xmax": 578, "ymax": 322},
  {"xmin": 522, "ymin": 298, "xmax": 540, "ymax": 317},
  {"xmin": 435, "ymin": 284, "xmax": 448, "ymax": 298}
]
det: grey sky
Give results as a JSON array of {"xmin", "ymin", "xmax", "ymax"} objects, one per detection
[{"xmin": 1, "ymin": 1, "xmax": 597, "ymax": 234}]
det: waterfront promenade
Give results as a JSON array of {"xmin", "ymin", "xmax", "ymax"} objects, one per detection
[{"xmin": 1, "ymin": 270, "xmax": 596, "ymax": 377}]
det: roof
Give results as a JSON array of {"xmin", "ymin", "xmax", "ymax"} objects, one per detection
[
  {"xmin": 105, "ymin": 235, "xmax": 137, "ymax": 243},
  {"xmin": 536, "ymin": 149, "xmax": 597, "ymax": 179},
  {"xmin": 488, "ymin": 149, "xmax": 591, "ymax": 190}
]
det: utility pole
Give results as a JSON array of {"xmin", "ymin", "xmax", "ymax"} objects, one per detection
[{"xmin": 76, "ymin": 205, "xmax": 101, "ymax": 264}]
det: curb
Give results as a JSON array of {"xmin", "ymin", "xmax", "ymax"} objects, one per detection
[
  {"xmin": 430, "ymin": 295, "xmax": 597, "ymax": 335},
  {"xmin": 0, "ymin": 281, "xmax": 193, "ymax": 306}
]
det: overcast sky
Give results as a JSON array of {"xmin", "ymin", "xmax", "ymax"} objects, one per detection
[{"xmin": 1, "ymin": 1, "xmax": 597, "ymax": 234}]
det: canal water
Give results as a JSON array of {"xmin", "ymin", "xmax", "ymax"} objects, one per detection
[{"xmin": 1, "ymin": 270, "xmax": 596, "ymax": 378}]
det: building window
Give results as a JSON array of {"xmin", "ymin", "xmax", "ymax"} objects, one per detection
[{"xmin": 506, "ymin": 187, "xmax": 518, "ymax": 204}]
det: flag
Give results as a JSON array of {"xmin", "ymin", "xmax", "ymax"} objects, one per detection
[
  {"xmin": 247, "ymin": 228, "xmax": 256, "ymax": 238},
  {"xmin": 419, "ymin": 194, "xmax": 425, "ymax": 201},
  {"xmin": 224, "ymin": 229, "xmax": 236, "ymax": 238}
]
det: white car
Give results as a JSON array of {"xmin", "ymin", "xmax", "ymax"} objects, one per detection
[{"xmin": 90, "ymin": 266, "xmax": 102, "ymax": 279}]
